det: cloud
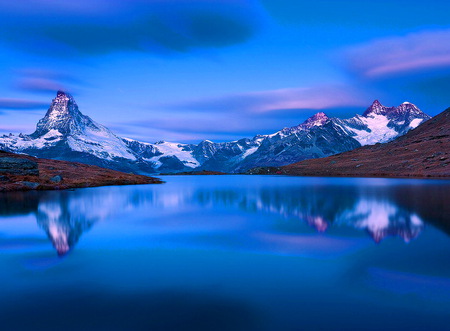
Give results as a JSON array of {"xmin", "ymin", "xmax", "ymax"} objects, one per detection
[
  {"xmin": 109, "ymin": 84, "xmax": 370, "ymax": 143},
  {"xmin": 0, "ymin": 98, "xmax": 49, "ymax": 110},
  {"xmin": 344, "ymin": 29, "xmax": 450, "ymax": 79},
  {"xmin": 15, "ymin": 78, "xmax": 65, "ymax": 94},
  {"xmin": 0, "ymin": 0, "xmax": 263, "ymax": 56},
  {"xmin": 12, "ymin": 68, "xmax": 85, "ymax": 95},
  {"xmin": 339, "ymin": 28, "xmax": 450, "ymax": 114},
  {"xmin": 166, "ymin": 85, "xmax": 369, "ymax": 113}
]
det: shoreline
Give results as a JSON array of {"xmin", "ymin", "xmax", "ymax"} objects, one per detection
[{"xmin": 0, "ymin": 151, "xmax": 163, "ymax": 192}]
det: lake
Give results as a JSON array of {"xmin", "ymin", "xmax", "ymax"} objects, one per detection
[{"xmin": 0, "ymin": 175, "xmax": 449, "ymax": 330}]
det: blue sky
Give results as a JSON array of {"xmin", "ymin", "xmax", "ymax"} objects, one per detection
[{"xmin": 1, "ymin": 0, "xmax": 450, "ymax": 143}]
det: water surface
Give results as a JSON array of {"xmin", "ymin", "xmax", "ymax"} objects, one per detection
[{"xmin": 0, "ymin": 176, "xmax": 449, "ymax": 330}]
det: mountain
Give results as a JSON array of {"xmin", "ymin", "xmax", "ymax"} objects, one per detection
[
  {"xmin": 230, "ymin": 100, "xmax": 430, "ymax": 172},
  {"xmin": 0, "ymin": 91, "xmax": 431, "ymax": 174},
  {"xmin": 0, "ymin": 91, "xmax": 155, "ymax": 173},
  {"xmin": 278, "ymin": 107, "xmax": 450, "ymax": 178}
]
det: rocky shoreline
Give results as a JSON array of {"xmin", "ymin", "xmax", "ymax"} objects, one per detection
[{"xmin": 0, "ymin": 151, "xmax": 162, "ymax": 192}]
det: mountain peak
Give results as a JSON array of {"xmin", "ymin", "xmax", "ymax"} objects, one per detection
[
  {"xmin": 372, "ymin": 99, "xmax": 382, "ymax": 106},
  {"xmin": 397, "ymin": 101, "xmax": 420, "ymax": 112},
  {"xmin": 363, "ymin": 99, "xmax": 388, "ymax": 116},
  {"xmin": 301, "ymin": 112, "xmax": 329, "ymax": 129},
  {"xmin": 56, "ymin": 90, "xmax": 68, "ymax": 97},
  {"xmin": 31, "ymin": 91, "xmax": 85, "ymax": 137}
]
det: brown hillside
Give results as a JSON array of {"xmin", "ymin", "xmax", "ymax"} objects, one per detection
[
  {"xmin": 281, "ymin": 108, "xmax": 450, "ymax": 178},
  {"xmin": 0, "ymin": 151, "xmax": 162, "ymax": 192}
]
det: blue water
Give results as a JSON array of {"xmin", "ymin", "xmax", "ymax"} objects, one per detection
[{"xmin": 0, "ymin": 176, "xmax": 449, "ymax": 330}]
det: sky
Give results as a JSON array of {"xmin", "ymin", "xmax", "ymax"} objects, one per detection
[{"xmin": 1, "ymin": 0, "xmax": 450, "ymax": 143}]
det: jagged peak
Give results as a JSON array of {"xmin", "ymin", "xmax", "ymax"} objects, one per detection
[
  {"xmin": 307, "ymin": 111, "xmax": 328, "ymax": 121},
  {"xmin": 301, "ymin": 112, "xmax": 329, "ymax": 128},
  {"xmin": 397, "ymin": 101, "xmax": 420, "ymax": 111},
  {"xmin": 363, "ymin": 99, "xmax": 388, "ymax": 116},
  {"xmin": 30, "ymin": 91, "xmax": 87, "ymax": 138},
  {"xmin": 56, "ymin": 90, "xmax": 68, "ymax": 97},
  {"xmin": 372, "ymin": 99, "xmax": 382, "ymax": 106}
]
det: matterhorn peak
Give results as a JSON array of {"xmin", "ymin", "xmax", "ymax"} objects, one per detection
[{"xmin": 31, "ymin": 90, "xmax": 87, "ymax": 138}]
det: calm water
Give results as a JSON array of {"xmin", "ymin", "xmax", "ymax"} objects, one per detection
[{"xmin": 0, "ymin": 175, "xmax": 449, "ymax": 330}]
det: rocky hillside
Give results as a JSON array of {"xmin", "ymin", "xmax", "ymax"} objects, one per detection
[
  {"xmin": 0, "ymin": 150, "xmax": 162, "ymax": 192},
  {"xmin": 277, "ymin": 107, "xmax": 450, "ymax": 178}
]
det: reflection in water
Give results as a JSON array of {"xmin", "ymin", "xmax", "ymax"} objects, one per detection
[
  {"xmin": 193, "ymin": 185, "xmax": 429, "ymax": 243},
  {"xmin": 0, "ymin": 189, "xmax": 156, "ymax": 256},
  {"xmin": 36, "ymin": 197, "xmax": 97, "ymax": 256},
  {"xmin": 339, "ymin": 199, "xmax": 423, "ymax": 243},
  {"xmin": 0, "ymin": 177, "xmax": 448, "ymax": 256}
]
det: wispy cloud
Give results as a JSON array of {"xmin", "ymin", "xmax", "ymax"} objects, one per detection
[
  {"xmin": 0, "ymin": 98, "xmax": 49, "ymax": 110},
  {"xmin": 15, "ymin": 78, "xmax": 65, "ymax": 94},
  {"xmin": 11, "ymin": 68, "xmax": 85, "ymax": 95},
  {"xmin": 166, "ymin": 85, "xmax": 368, "ymax": 113},
  {"xmin": 108, "ymin": 84, "xmax": 369, "ymax": 143},
  {"xmin": 344, "ymin": 29, "xmax": 450, "ymax": 79}
]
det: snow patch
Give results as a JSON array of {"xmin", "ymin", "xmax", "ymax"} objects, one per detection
[
  {"xmin": 149, "ymin": 141, "xmax": 199, "ymax": 167},
  {"xmin": 409, "ymin": 118, "xmax": 423, "ymax": 129},
  {"xmin": 348, "ymin": 114, "xmax": 398, "ymax": 145}
]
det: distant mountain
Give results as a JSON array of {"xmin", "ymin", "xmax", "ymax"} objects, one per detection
[
  {"xmin": 279, "ymin": 107, "xmax": 450, "ymax": 178},
  {"xmin": 0, "ymin": 91, "xmax": 431, "ymax": 174},
  {"xmin": 222, "ymin": 100, "xmax": 430, "ymax": 172}
]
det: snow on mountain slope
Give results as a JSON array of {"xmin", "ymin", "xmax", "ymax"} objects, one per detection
[
  {"xmin": 147, "ymin": 141, "xmax": 200, "ymax": 168},
  {"xmin": 1, "ymin": 91, "xmax": 136, "ymax": 162},
  {"xmin": 332, "ymin": 100, "xmax": 430, "ymax": 146},
  {"xmin": 0, "ymin": 93, "xmax": 431, "ymax": 174},
  {"xmin": 339, "ymin": 114, "xmax": 399, "ymax": 145}
]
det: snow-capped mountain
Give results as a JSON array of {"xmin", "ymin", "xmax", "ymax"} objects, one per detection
[
  {"xmin": 332, "ymin": 100, "xmax": 430, "ymax": 145},
  {"xmin": 234, "ymin": 99, "xmax": 430, "ymax": 172},
  {"xmin": 0, "ymin": 91, "xmax": 155, "ymax": 173},
  {"xmin": 0, "ymin": 92, "xmax": 431, "ymax": 174}
]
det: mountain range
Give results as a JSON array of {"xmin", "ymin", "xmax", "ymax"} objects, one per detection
[
  {"xmin": 0, "ymin": 91, "xmax": 431, "ymax": 174},
  {"xmin": 279, "ymin": 106, "xmax": 450, "ymax": 177}
]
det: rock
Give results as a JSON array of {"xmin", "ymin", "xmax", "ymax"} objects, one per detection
[
  {"xmin": 50, "ymin": 175, "xmax": 63, "ymax": 183},
  {"xmin": 0, "ymin": 157, "xmax": 39, "ymax": 176},
  {"xmin": 16, "ymin": 181, "xmax": 40, "ymax": 189},
  {"xmin": 0, "ymin": 175, "xmax": 9, "ymax": 182},
  {"xmin": 246, "ymin": 166, "xmax": 281, "ymax": 175}
]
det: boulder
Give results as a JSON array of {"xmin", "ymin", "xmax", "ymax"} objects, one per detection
[
  {"xmin": 16, "ymin": 181, "xmax": 40, "ymax": 189},
  {"xmin": 50, "ymin": 175, "xmax": 63, "ymax": 183}
]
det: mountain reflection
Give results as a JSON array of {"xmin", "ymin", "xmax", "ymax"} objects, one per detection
[
  {"xmin": 36, "ymin": 195, "xmax": 97, "ymax": 256},
  {"xmin": 0, "ymin": 188, "xmax": 157, "ymax": 256},
  {"xmin": 193, "ymin": 183, "xmax": 447, "ymax": 243},
  {"xmin": 0, "ymin": 178, "xmax": 448, "ymax": 256}
]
